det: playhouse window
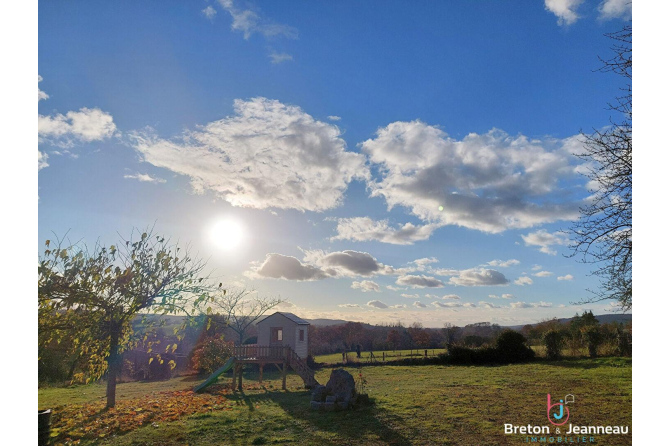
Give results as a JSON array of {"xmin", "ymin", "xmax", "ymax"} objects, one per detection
[
  {"xmin": 272, "ymin": 328, "xmax": 283, "ymax": 342},
  {"xmin": 299, "ymin": 329, "xmax": 304, "ymax": 341}
]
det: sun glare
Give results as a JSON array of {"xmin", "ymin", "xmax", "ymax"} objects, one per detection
[{"xmin": 208, "ymin": 218, "xmax": 247, "ymax": 251}]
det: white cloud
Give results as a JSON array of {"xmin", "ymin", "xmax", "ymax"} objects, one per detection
[
  {"xmin": 533, "ymin": 271, "xmax": 554, "ymax": 277},
  {"xmin": 448, "ymin": 268, "xmax": 509, "ymax": 287},
  {"xmin": 249, "ymin": 248, "xmax": 398, "ymax": 282},
  {"xmin": 514, "ymin": 276, "xmax": 534, "ymax": 286},
  {"xmin": 38, "ymin": 151, "xmax": 49, "ymax": 170},
  {"xmin": 362, "ymin": 123, "xmax": 579, "ymax": 234},
  {"xmin": 479, "ymin": 301, "xmax": 501, "ymax": 309},
  {"xmin": 248, "ymin": 253, "xmax": 328, "ymax": 281},
  {"xmin": 217, "ymin": 0, "xmax": 298, "ymax": 40},
  {"xmin": 432, "ymin": 301, "xmax": 457, "ymax": 308},
  {"xmin": 327, "ymin": 116, "xmax": 341, "ymax": 121},
  {"xmin": 431, "ymin": 268, "xmax": 460, "ymax": 276},
  {"xmin": 269, "ymin": 52, "xmax": 293, "ymax": 64},
  {"xmin": 39, "ymin": 107, "xmax": 117, "ymax": 145},
  {"xmin": 401, "ymin": 293, "xmax": 420, "ymax": 299},
  {"xmin": 557, "ymin": 274, "xmax": 574, "ymax": 281},
  {"xmin": 38, "ymin": 75, "xmax": 49, "ymax": 101},
  {"xmin": 351, "ymin": 280, "xmax": 381, "ymax": 293},
  {"xmin": 414, "ymin": 257, "xmax": 439, "ymax": 268},
  {"xmin": 521, "ymin": 229, "xmax": 571, "ymax": 255},
  {"xmin": 531, "ymin": 264, "xmax": 543, "ymax": 271},
  {"xmin": 202, "ymin": 5, "xmax": 217, "ymax": 20},
  {"xmin": 123, "ymin": 173, "xmax": 166, "ymax": 184},
  {"xmin": 413, "ymin": 302, "xmax": 427, "ymax": 308},
  {"xmin": 303, "ymin": 249, "xmax": 392, "ymax": 277},
  {"xmin": 487, "ymin": 259, "xmax": 520, "ymax": 268},
  {"xmin": 544, "ymin": 0, "xmax": 584, "ymax": 26},
  {"xmin": 432, "ymin": 301, "xmax": 476, "ymax": 309},
  {"xmin": 331, "ymin": 217, "xmax": 438, "ymax": 245},
  {"xmin": 338, "ymin": 303, "xmax": 360, "ymax": 308},
  {"xmin": 501, "ymin": 294, "xmax": 514, "ymax": 299},
  {"xmin": 367, "ymin": 300, "xmax": 388, "ymax": 309},
  {"xmin": 442, "ymin": 294, "xmax": 461, "ymax": 300},
  {"xmin": 598, "ymin": 0, "xmax": 632, "ymax": 20},
  {"xmin": 389, "ymin": 304, "xmax": 406, "ymax": 309},
  {"xmin": 396, "ymin": 274, "xmax": 445, "ymax": 288},
  {"xmin": 509, "ymin": 300, "xmax": 552, "ymax": 309},
  {"xmin": 130, "ymin": 98, "xmax": 367, "ymax": 212},
  {"xmin": 386, "ymin": 285, "xmax": 403, "ymax": 291}
]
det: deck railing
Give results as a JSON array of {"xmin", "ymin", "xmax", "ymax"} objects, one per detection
[{"xmin": 232, "ymin": 345, "xmax": 290, "ymax": 360}]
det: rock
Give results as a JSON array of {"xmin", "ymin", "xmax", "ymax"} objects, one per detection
[
  {"xmin": 325, "ymin": 369, "xmax": 356, "ymax": 404},
  {"xmin": 310, "ymin": 369, "xmax": 358, "ymax": 411},
  {"xmin": 311, "ymin": 385, "xmax": 327, "ymax": 402}
]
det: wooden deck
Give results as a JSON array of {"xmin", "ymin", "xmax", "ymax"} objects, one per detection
[{"xmin": 229, "ymin": 345, "xmax": 319, "ymax": 390}]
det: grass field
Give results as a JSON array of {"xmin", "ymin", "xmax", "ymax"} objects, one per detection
[{"xmin": 39, "ymin": 357, "xmax": 632, "ymax": 445}]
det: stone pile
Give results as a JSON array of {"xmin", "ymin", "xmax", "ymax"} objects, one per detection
[{"xmin": 310, "ymin": 368, "xmax": 357, "ymax": 411}]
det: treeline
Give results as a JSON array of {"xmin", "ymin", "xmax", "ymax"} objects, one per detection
[
  {"xmin": 525, "ymin": 311, "xmax": 632, "ymax": 358},
  {"xmin": 308, "ymin": 321, "xmax": 507, "ymax": 355},
  {"xmin": 308, "ymin": 312, "xmax": 632, "ymax": 360}
]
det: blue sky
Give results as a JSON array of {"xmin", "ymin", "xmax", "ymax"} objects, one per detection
[{"xmin": 37, "ymin": 0, "xmax": 633, "ymax": 327}]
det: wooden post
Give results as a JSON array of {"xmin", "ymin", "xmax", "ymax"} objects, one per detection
[
  {"xmin": 282, "ymin": 361, "xmax": 287, "ymax": 390},
  {"xmin": 231, "ymin": 362, "xmax": 236, "ymax": 390},
  {"xmin": 259, "ymin": 363, "xmax": 263, "ymax": 383},
  {"xmin": 383, "ymin": 352, "xmax": 385, "ymax": 362},
  {"xmin": 238, "ymin": 365, "xmax": 243, "ymax": 391}
]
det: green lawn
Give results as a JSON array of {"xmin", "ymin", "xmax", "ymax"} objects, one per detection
[{"xmin": 40, "ymin": 357, "xmax": 632, "ymax": 445}]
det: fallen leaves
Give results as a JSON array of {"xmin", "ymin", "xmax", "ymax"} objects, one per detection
[{"xmin": 50, "ymin": 389, "xmax": 233, "ymax": 445}]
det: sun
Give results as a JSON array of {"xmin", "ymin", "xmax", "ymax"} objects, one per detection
[{"xmin": 208, "ymin": 218, "xmax": 247, "ymax": 251}]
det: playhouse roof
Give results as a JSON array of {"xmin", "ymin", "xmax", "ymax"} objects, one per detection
[{"xmin": 257, "ymin": 312, "xmax": 310, "ymax": 326}]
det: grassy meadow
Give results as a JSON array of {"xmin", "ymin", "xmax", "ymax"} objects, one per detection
[{"xmin": 39, "ymin": 357, "xmax": 631, "ymax": 445}]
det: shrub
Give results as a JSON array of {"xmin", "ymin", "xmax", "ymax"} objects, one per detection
[
  {"xmin": 443, "ymin": 337, "xmax": 534, "ymax": 365},
  {"xmin": 190, "ymin": 337, "xmax": 234, "ymax": 374},
  {"xmin": 582, "ymin": 326, "xmax": 604, "ymax": 358},
  {"xmin": 542, "ymin": 329, "xmax": 565, "ymax": 360},
  {"xmin": 495, "ymin": 330, "xmax": 535, "ymax": 363}
]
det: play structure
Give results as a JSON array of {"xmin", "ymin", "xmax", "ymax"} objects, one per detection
[
  {"xmin": 194, "ymin": 345, "xmax": 318, "ymax": 392},
  {"xmin": 194, "ymin": 312, "xmax": 318, "ymax": 393}
]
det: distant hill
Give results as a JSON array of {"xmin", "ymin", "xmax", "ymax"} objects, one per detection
[
  {"xmin": 132, "ymin": 313, "xmax": 631, "ymax": 329},
  {"xmin": 305, "ymin": 318, "xmax": 353, "ymax": 327},
  {"xmin": 506, "ymin": 313, "xmax": 631, "ymax": 331}
]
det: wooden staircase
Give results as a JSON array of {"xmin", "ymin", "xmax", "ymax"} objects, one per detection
[{"xmin": 287, "ymin": 348, "xmax": 319, "ymax": 388}]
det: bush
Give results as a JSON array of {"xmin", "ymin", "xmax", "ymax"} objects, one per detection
[
  {"xmin": 542, "ymin": 329, "xmax": 565, "ymax": 360},
  {"xmin": 190, "ymin": 337, "xmax": 234, "ymax": 374},
  {"xmin": 495, "ymin": 330, "xmax": 535, "ymax": 363},
  {"xmin": 582, "ymin": 326, "xmax": 604, "ymax": 358},
  {"xmin": 442, "ymin": 333, "xmax": 534, "ymax": 365}
]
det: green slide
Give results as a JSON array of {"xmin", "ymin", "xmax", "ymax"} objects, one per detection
[{"xmin": 193, "ymin": 357, "xmax": 236, "ymax": 393}]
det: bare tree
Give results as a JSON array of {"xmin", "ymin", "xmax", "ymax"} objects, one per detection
[
  {"xmin": 568, "ymin": 26, "xmax": 632, "ymax": 312},
  {"xmin": 204, "ymin": 288, "xmax": 283, "ymax": 344}
]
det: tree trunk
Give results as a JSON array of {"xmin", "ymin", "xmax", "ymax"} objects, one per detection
[{"xmin": 106, "ymin": 328, "xmax": 121, "ymax": 408}]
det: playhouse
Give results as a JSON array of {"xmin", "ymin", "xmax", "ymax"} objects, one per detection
[{"xmin": 256, "ymin": 312, "xmax": 309, "ymax": 359}]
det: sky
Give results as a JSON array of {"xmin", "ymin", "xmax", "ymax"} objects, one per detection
[{"xmin": 36, "ymin": 0, "xmax": 634, "ymax": 328}]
